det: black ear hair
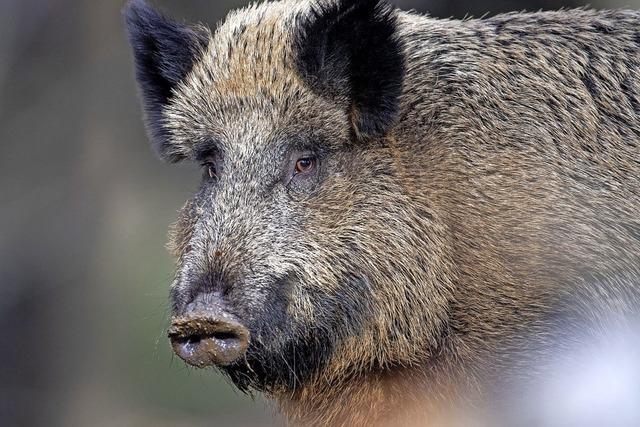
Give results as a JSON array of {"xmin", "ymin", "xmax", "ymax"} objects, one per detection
[
  {"xmin": 124, "ymin": 0, "xmax": 209, "ymax": 160},
  {"xmin": 296, "ymin": 0, "xmax": 405, "ymax": 140}
]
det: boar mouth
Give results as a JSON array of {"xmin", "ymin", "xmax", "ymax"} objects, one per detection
[{"xmin": 168, "ymin": 313, "xmax": 250, "ymax": 368}]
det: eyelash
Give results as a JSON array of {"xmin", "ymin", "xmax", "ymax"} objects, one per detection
[{"xmin": 201, "ymin": 161, "xmax": 217, "ymax": 180}]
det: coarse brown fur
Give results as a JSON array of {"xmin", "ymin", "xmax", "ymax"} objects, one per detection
[{"xmin": 126, "ymin": 0, "xmax": 640, "ymax": 425}]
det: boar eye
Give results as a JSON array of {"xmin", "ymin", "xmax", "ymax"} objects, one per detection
[
  {"xmin": 286, "ymin": 153, "xmax": 319, "ymax": 191},
  {"xmin": 294, "ymin": 157, "xmax": 316, "ymax": 174},
  {"xmin": 201, "ymin": 161, "xmax": 217, "ymax": 180}
]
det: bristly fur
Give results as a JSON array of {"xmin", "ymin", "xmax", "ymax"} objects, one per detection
[
  {"xmin": 126, "ymin": 0, "xmax": 640, "ymax": 425},
  {"xmin": 295, "ymin": 0, "xmax": 405, "ymax": 140},
  {"xmin": 124, "ymin": 0, "xmax": 210, "ymax": 161}
]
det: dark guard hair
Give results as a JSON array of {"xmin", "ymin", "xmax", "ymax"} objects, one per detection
[
  {"xmin": 224, "ymin": 328, "xmax": 337, "ymax": 394},
  {"xmin": 124, "ymin": 0, "xmax": 209, "ymax": 161},
  {"xmin": 295, "ymin": 0, "xmax": 406, "ymax": 140}
]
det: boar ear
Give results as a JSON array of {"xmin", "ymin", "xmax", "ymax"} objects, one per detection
[
  {"xmin": 124, "ymin": 0, "xmax": 209, "ymax": 160},
  {"xmin": 296, "ymin": 0, "xmax": 405, "ymax": 140}
]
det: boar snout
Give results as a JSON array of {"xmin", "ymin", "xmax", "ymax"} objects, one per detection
[{"xmin": 168, "ymin": 293, "xmax": 250, "ymax": 367}]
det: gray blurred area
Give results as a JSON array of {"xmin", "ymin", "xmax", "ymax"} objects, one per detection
[{"xmin": 0, "ymin": 0, "xmax": 637, "ymax": 426}]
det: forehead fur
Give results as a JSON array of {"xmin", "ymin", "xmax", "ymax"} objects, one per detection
[{"xmin": 163, "ymin": 1, "xmax": 343, "ymax": 158}]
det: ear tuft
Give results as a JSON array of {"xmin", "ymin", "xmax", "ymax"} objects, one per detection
[
  {"xmin": 296, "ymin": 0, "xmax": 405, "ymax": 140},
  {"xmin": 124, "ymin": 0, "xmax": 210, "ymax": 160}
]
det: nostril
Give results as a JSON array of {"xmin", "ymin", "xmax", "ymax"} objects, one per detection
[
  {"xmin": 177, "ymin": 332, "xmax": 238, "ymax": 344},
  {"xmin": 176, "ymin": 331, "xmax": 238, "ymax": 346},
  {"xmin": 185, "ymin": 334, "xmax": 202, "ymax": 344},
  {"xmin": 211, "ymin": 331, "xmax": 237, "ymax": 341},
  {"xmin": 168, "ymin": 314, "xmax": 250, "ymax": 368}
]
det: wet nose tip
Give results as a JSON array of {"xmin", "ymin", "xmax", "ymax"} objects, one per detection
[{"xmin": 168, "ymin": 313, "xmax": 250, "ymax": 367}]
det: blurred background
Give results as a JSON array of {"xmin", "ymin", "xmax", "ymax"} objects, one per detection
[{"xmin": 1, "ymin": 0, "xmax": 638, "ymax": 426}]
